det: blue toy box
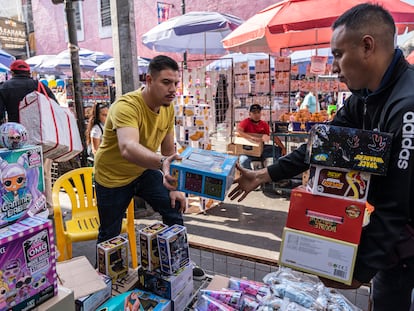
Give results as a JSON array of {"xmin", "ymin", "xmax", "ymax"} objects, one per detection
[
  {"xmin": 157, "ymin": 225, "xmax": 190, "ymax": 275},
  {"xmin": 96, "ymin": 289, "xmax": 171, "ymax": 311},
  {"xmin": 170, "ymin": 147, "xmax": 238, "ymax": 201}
]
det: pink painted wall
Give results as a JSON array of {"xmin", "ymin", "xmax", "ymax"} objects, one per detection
[{"xmin": 32, "ymin": 0, "xmax": 277, "ymax": 60}]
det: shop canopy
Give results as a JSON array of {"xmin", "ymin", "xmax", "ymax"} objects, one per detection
[{"xmin": 222, "ymin": 0, "xmax": 414, "ymax": 54}]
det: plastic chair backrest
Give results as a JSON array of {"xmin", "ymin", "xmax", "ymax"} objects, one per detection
[{"xmin": 52, "ymin": 167, "xmax": 137, "ymax": 268}]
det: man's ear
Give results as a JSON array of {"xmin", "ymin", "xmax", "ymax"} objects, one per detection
[{"xmin": 362, "ymin": 35, "xmax": 375, "ymax": 57}]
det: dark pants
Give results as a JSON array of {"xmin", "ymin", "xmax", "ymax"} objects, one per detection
[
  {"xmin": 239, "ymin": 144, "xmax": 281, "ymax": 169},
  {"xmin": 372, "ymin": 257, "xmax": 414, "ymax": 311},
  {"xmin": 96, "ymin": 169, "xmax": 183, "ymax": 244}
]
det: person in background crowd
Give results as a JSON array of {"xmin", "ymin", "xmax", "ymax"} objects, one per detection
[
  {"xmin": 229, "ymin": 4, "xmax": 414, "ymax": 311},
  {"xmin": 237, "ymin": 104, "xmax": 286, "ymax": 170},
  {"xmin": 300, "ymin": 90, "xmax": 317, "ymax": 113},
  {"xmin": 85, "ymin": 102, "xmax": 108, "ymax": 160},
  {"xmin": 294, "ymin": 91, "xmax": 305, "ymax": 111},
  {"xmin": 0, "ymin": 59, "xmax": 58, "ymax": 216},
  {"xmin": 94, "ymin": 55, "xmax": 205, "ymax": 280}
]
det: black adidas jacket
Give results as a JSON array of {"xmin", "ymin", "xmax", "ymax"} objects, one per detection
[{"xmin": 268, "ymin": 49, "xmax": 414, "ymax": 283}]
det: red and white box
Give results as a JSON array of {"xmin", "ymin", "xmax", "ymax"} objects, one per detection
[
  {"xmin": 286, "ymin": 186, "xmax": 366, "ymax": 244},
  {"xmin": 307, "ymin": 165, "xmax": 371, "ymax": 201}
]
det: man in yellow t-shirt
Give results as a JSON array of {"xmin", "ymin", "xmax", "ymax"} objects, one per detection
[{"xmin": 94, "ymin": 55, "xmax": 185, "ymax": 244}]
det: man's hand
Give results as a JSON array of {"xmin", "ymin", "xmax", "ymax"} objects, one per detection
[
  {"xmin": 161, "ymin": 153, "xmax": 181, "ymax": 191},
  {"xmin": 169, "ymin": 191, "xmax": 186, "ymax": 213},
  {"xmin": 319, "ymin": 277, "xmax": 362, "ymax": 289},
  {"xmin": 228, "ymin": 163, "xmax": 263, "ymax": 202}
]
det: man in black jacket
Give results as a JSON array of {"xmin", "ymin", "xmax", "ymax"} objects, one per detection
[
  {"xmin": 0, "ymin": 59, "xmax": 58, "ymax": 216},
  {"xmin": 229, "ymin": 4, "xmax": 414, "ymax": 311},
  {"xmin": 0, "ymin": 59, "xmax": 57, "ymax": 123}
]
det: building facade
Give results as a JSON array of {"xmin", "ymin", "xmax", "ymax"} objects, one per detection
[{"xmin": 28, "ymin": 0, "xmax": 276, "ymax": 61}]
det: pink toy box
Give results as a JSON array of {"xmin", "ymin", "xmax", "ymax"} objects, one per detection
[
  {"xmin": 0, "ymin": 216, "xmax": 57, "ymax": 310},
  {"xmin": 0, "ymin": 145, "xmax": 46, "ymax": 229}
]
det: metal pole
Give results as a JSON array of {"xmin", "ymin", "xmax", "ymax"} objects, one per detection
[
  {"xmin": 181, "ymin": 0, "xmax": 187, "ymax": 68},
  {"xmin": 65, "ymin": 0, "xmax": 87, "ymax": 166}
]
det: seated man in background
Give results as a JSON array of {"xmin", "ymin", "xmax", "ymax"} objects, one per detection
[{"xmin": 237, "ymin": 104, "xmax": 286, "ymax": 170}]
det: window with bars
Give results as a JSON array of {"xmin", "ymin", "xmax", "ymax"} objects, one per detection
[
  {"xmin": 73, "ymin": 1, "xmax": 84, "ymax": 41},
  {"xmin": 98, "ymin": 0, "xmax": 112, "ymax": 38}
]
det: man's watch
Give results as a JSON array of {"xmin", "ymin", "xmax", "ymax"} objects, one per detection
[{"xmin": 159, "ymin": 156, "xmax": 167, "ymax": 170}]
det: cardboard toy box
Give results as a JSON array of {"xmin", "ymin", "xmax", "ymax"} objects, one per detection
[
  {"xmin": 37, "ymin": 286, "xmax": 75, "ymax": 311},
  {"xmin": 171, "ymin": 147, "xmax": 238, "ymax": 201},
  {"xmin": 171, "ymin": 279, "xmax": 194, "ymax": 311},
  {"xmin": 232, "ymin": 136, "xmax": 263, "ymax": 157},
  {"xmin": 0, "ymin": 216, "xmax": 57, "ymax": 311},
  {"xmin": 306, "ymin": 124, "xmax": 392, "ymax": 175},
  {"xmin": 75, "ymin": 274, "xmax": 112, "ymax": 311},
  {"xmin": 0, "ymin": 145, "xmax": 46, "ymax": 228},
  {"xmin": 111, "ymin": 267, "xmax": 139, "ymax": 296},
  {"xmin": 279, "ymin": 227, "xmax": 358, "ymax": 285},
  {"xmin": 307, "ymin": 165, "xmax": 371, "ymax": 201},
  {"xmin": 157, "ymin": 225, "xmax": 190, "ymax": 275},
  {"xmin": 287, "ymin": 186, "xmax": 367, "ymax": 244},
  {"xmin": 97, "ymin": 235, "xmax": 129, "ymax": 281},
  {"xmin": 139, "ymin": 222, "xmax": 168, "ymax": 271},
  {"xmin": 96, "ymin": 289, "xmax": 171, "ymax": 311},
  {"xmin": 137, "ymin": 263, "xmax": 193, "ymax": 300}
]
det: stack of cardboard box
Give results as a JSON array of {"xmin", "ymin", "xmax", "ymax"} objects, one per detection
[{"xmin": 279, "ymin": 124, "xmax": 392, "ymax": 285}]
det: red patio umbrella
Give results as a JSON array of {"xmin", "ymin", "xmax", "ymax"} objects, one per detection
[{"xmin": 222, "ymin": 0, "xmax": 414, "ymax": 54}]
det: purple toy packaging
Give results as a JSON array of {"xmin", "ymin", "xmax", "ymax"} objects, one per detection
[
  {"xmin": 0, "ymin": 216, "xmax": 57, "ymax": 310},
  {"xmin": 0, "ymin": 146, "xmax": 46, "ymax": 228}
]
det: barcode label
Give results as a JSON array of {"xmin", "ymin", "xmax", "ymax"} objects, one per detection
[
  {"xmin": 286, "ymin": 235, "xmax": 299, "ymax": 250},
  {"xmin": 333, "ymin": 269, "xmax": 346, "ymax": 278}
]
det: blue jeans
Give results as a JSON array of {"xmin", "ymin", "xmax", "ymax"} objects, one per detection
[
  {"xmin": 371, "ymin": 257, "xmax": 414, "ymax": 311},
  {"xmin": 239, "ymin": 145, "xmax": 281, "ymax": 170},
  {"xmin": 96, "ymin": 169, "xmax": 183, "ymax": 244}
]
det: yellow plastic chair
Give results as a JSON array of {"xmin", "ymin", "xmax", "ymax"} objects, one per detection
[{"xmin": 52, "ymin": 167, "xmax": 138, "ymax": 268}]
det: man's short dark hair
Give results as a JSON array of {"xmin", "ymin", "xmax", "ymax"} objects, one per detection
[
  {"xmin": 332, "ymin": 3, "xmax": 396, "ymax": 39},
  {"xmin": 148, "ymin": 55, "xmax": 179, "ymax": 77}
]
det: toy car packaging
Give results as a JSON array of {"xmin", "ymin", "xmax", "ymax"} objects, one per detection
[
  {"xmin": 170, "ymin": 147, "xmax": 238, "ymax": 201},
  {"xmin": 0, "ymin": 145, "xmax": 46, "ymax": 228},
  {"xmin": 307, "ymin": 165, "xmax": 371, "ymax": 201},
  {"xmin": 0, "ymin": 216, "xmax": 57, "ymax": 310},
  {"xmin": 306, "ymin": 124, "xmax": 392, "ymax": 175},
  {"xmin": 287, "ymin": 186, "xmax": 367, "ymax": 244}
]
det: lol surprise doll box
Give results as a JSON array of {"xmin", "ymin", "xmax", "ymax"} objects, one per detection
[
  {"xmin": 170, "ymin": 147, "xmax": 238, "ymax": 201},
  {"xmin": 0, "ymin": 145, "xmax": 45, "ymax": 228},
  {"xmin": 0, "ymin": 216, "xmax": 57, "ymax": 310},
  {"xmin": 307, "ymin": 165, "xmax": 371, "ymax": 201},
  {"xmin": 306, "ymin": 124, "xmax": 392, "ymax": 175}
]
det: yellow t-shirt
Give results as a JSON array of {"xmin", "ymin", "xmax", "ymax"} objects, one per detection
[{"xmin": 94, "ymin": 89, "xmax": 174, "ymax": 187}]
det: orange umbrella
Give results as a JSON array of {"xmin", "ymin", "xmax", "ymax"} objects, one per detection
[
  {"xmin": 407, "ymin": 50, "xmax": 414, "ymax": 64},
  {"xmin": 222, "ymin": 0, "xmax": 414, "ymax": 54}
]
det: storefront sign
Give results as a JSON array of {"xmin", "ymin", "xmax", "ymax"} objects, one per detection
[{"xmin": 0, "ymin": 17, "xmax": 26, "ymax": 54}]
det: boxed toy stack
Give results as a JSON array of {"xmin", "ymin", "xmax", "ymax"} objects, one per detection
[
  {"xmin": 137, "ymin": 222, "xmax": 194, "ymax": 311},
  {"xmin": 279, "ymin": 124, "xmax": 392, "ymax": 285},
  {"xmin": 0, "ymin": 122, "xmax": 58, "ymax": 310}
]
